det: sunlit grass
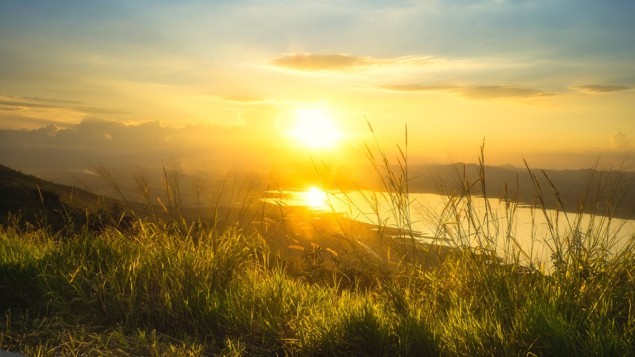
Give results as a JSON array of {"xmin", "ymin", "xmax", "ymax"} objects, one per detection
[{"xmin": 1, "ymin": 130, "xmax": 635, "ymax": 355}]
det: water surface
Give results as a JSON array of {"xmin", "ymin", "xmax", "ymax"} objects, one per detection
[{"xmin": 264, "ymin": 188, "xmax": 635, "ymax": 270}]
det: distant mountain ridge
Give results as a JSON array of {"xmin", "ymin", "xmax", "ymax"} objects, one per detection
[
  {"xmin": 406, "ymin": 163, "xmax": 635, "ymax": 219},
  {"xmin": 1, "ymin": 162, "xmax": 634, "ymax": 231}
]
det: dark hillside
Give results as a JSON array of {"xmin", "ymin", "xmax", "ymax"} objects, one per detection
[{"xmin": 0, "ymin": 164, "xmax": 128, "ymax": 231}]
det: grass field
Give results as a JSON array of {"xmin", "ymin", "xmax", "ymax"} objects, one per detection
[{"xmin": 1, "ymin": 147, "xmax": 635, "ymax": 355}]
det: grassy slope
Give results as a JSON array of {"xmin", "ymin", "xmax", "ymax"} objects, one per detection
[
  {"xmin": 1, "ymin": 217, "xmax": 634, "ymax": 356},
  {"xmin": 1, "ymin": 161, "xmax": 635, "ymax": 355}
]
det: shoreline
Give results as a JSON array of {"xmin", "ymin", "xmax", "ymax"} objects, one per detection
[{"xmin": 259, "ymin": 203, "xmax": 457, "ymax": 272}]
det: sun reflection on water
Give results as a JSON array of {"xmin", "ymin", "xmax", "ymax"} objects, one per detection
[{"xmin": 303, "ymin": 187, "xmax": 328, "ymax": 210}]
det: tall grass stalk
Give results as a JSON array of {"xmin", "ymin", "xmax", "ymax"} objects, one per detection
[{"xmin": 360, "ymin": 122, "xmax": 418, "ymax": 261}]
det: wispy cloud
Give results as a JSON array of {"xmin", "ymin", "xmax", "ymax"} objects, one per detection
[
  {"xmin": 7, "ymin": 96, "xmax": 81, "ymax": 105},
  {"xmin": 577, "ymin": 84, "xmax": 632, "ymax": 93},
  {"xmin": 461, "ymin": 86, "xmax": 553, "ymax": 99},
  {"xmin": 380, "ymin": 84, "xmax": 553, "ymax": 99},
  {"xmin": 0, "ymin": 99, "xmax": 59, "ymax": 109},
  {"xmin": 0, "ymin": 96, "xmax": 131, "ymax": 115},
  {"xmin": 271, "ymin": 53, "xmax": 438, "ymax": 71},
  {"xmin": 272, "ymin": 54, "xmax": 372, "ymax": 71},
  {"xmin": 0, "ymin": 114, "xmax": 73, "ymax": 130}
]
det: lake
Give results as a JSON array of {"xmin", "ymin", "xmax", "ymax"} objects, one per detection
[{"xmin": 263, "ymin": 187, "xmax": 635, "ymax": 271}]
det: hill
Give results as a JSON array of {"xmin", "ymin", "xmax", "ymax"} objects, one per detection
[{"xmin": 0, "ymin": 164, "xmax": 129, "ymax": 231}]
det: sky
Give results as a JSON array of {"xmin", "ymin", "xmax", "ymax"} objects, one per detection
[{"xmin": 1, "ymin": 0, "xmax": 634, "ymax": 175}]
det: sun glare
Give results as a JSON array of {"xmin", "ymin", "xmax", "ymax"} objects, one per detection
[
  {"xmin": 303, "ymin": 187, "xmax": 328, "ymax": 210},
  {"xmin": 290, "ymin": 109, "xmax": 342, "ymax": 149}
]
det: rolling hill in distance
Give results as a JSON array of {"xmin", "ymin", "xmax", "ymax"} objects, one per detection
[{"xmin": 2, "ymin": 161, "xmax": 634, "ymax": 228}]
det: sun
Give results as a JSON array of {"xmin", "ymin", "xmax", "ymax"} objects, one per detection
[{"xmin": 289, "ymin": 109, "xmax": 342, "ymax": 149}]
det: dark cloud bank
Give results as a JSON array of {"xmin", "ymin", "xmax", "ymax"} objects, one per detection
[{"xmin": 0, "ymin": 118, "xmax": 269, "ymax": 180}]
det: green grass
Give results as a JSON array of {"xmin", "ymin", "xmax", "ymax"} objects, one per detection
[
  {"xmin": 2, "ymin": 141, "xmax": 635, "ymax": 355},
  {"xmin": 2, "ymin": 212, "xmax": 634, "ymax": 355}
]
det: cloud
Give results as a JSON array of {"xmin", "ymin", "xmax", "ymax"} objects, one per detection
[
  {"xmin": 0, "ymin": 117, "xmax": 282, "ymax": 177},
  {"xmin": 272, "ymin": 53, "xmax": 372, "ymax": 71},
  {"xmin": 381, "ymin": 84, "xmax": 553, "ymax": 99},
  {"xmin": 461, "ymin": 85, "xmax": 553, "ymax": 99},
  {"xmin": 0, "ymin": 96, "xmax": 130, "ymax": 116},
  {"xmin": 271, "ymin": 53, "xmax": 441, "ymax": 72},
  {"xmin": 9, "ymin": 96, "xmax": 81, "ymax": 105},
  {"xmin": 0, "ymin": 99, "xmax": 59, "ymax": 110},
  {"xmin": 578, "ymin": 84, "xmax": 632, "ymax": 93},
  {"xmin": 611, "ymin": 132, "xmax": 630, "ymax": 149}
]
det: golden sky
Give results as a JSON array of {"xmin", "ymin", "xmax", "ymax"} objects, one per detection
[{"xmin": 1, "ymin": 1, "xmax": 634, "ymax": 170}]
